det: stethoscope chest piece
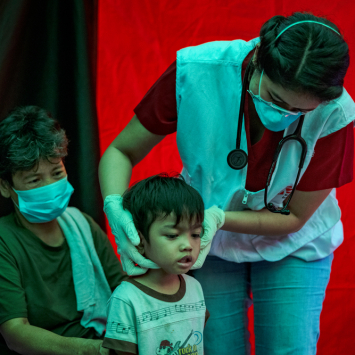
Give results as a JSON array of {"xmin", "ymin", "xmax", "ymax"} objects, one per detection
[
  {"xmin": 227, "ymin": 149, "xmax": 248, "ymax": 169},
  {"xmin": 228, "ymin": 58, "xmax": 253, "ymax": 171}
]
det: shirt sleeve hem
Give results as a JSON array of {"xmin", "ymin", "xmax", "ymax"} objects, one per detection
[
  {"xmin": 205, "ymin": 308, "xmax": 210, "ymax": 327},
  {"xmin": 102, "ymin": 337, "xmax": 138, "ymax": 354},
  {"xmin": 134, "ymin": 110, "xmax": 176, "ymax": 136}
]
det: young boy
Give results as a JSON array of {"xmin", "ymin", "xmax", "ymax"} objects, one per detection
[{"xmin": 102, "ymin": 174, "xmax": 209, "ymax": 355}]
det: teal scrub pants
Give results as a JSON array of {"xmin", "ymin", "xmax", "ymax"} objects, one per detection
[{"xmin": 190, "ymin": 254, "xmax": 333, "ymax": 355}]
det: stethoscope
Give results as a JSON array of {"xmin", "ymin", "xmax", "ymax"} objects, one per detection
[{"xmin": 227, "ymin": 59, "xmax": 308, "ymax": 215}]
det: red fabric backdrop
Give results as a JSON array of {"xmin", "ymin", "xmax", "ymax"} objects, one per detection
[{"xmin": 97, "ymin": 1, "xmax": 355, "ymax": 353}]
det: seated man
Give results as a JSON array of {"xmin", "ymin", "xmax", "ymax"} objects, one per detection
[{"xmin": 0, "ymin": 106, "xmax": 127, "ymax": 355}]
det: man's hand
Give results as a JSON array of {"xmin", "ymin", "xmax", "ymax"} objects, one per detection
[
  {"xmin": 73, "ymin": 338, "xmax": 103, "ymax": 355},
  {"xmin": 98, "ymin": 343, "xmax": 110, "ymax": 355}
]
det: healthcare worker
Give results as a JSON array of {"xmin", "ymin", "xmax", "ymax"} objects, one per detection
[{"xmin": 99, "ymin": 12, "xmax": 355, "ymax": 354}]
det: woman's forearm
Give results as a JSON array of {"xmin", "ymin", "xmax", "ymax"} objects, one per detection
[
  {"xmin": 98, "ymin": 115, "xmax": 166, "ymax": 200},
  {"xmin": 222, "ymin": 189, "xmax": 332, "ymax": 237},
  {"xmin": 99, "ymin": 146, "xmax": 132, "ymax": 199},
  {"xmin": 222, "ymin": 209, "xmax": 303, "ymax": 237}
]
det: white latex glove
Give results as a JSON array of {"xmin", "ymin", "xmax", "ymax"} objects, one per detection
[
  {"xmin": 104, "ymin": 194, "xmax": 160, "ymax": 276},
  {"xmin": 191, "ymin": 205, "xmax": 225, "ymax": 270}
]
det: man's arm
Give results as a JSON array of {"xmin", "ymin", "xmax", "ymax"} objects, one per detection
[
  {"xmin": 0, "ymin": 318, "xmax": 102, "ymax": 355},
  {"xmin": 99, "ymin": 346, "xmax": 135, "ymax": 355},
  {"xmin": 222, "ymin": 188, "xmax": 332, "ymax": 236},
  {"xmin": 99, "ymin": 345, "xmax": 134, "ymax": 355}
]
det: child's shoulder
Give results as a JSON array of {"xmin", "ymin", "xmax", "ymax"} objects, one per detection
[
  {"xmin": 181, "ymin": 273, "xmax": 203, "ymax": 290},
  {"xmin": 181, "ymin": 273, "xmax": 200, "ymax": 283},
  {"xmin": 111, "ymin": 278, "xmax": 140, "ymax": 301},
  {"xmin": 180, "ymin": 274, "xmax": 205, "ymax": 304}
]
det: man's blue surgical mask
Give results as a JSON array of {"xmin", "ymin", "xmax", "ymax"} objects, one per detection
[
  {"xmin": 13, "ymin": 177, "xmax": 74, "ymax": 223},
  {"xmin": 248, "ymin": 70, "xmax": 303, "ymax": 132}
]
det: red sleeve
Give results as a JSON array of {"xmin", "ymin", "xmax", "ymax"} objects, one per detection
[
  {"xmin": 134, "ymin": 61, "xmax": 177, "ymax": 135},
  {"xmin": 297, "ymin": 123, "xmax": 354, "ymax": 191}
]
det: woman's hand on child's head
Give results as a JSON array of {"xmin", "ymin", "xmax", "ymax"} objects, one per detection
[
  {"xmin": 104, "ymin": 194, "xmax": 140, "ymax": 245},
  {"xmin": 104, "ymin": 194, "xmax": 160, "ymax": 275},
  {"xmin": 191, "ymin": 205, "xmax": 225, "ymax": 270},
  {"xmin": 121, "ymin": 245, "xmax": 160, "ymax": 276}
]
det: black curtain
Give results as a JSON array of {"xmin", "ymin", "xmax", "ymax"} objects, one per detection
[{"xmin": 0, "ymin": 0, "xmax": 105, "ymax": 228}]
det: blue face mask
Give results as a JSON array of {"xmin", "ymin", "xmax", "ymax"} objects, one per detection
[
  {"xmin": 13, "ymin": 177, "xmax": 74, "ymax": 223},
  {"xmin": 248, "ymin": 70, "xmax": 304, "ymax": 132}
]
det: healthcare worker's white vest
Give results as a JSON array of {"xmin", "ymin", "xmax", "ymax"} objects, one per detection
[{"xmin": 176, "ymin": 38, "xmax": 355, "ymax": 262}]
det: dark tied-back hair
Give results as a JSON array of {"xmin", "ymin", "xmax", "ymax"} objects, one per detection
[
  {"xmin": 0, "ymin": 106, "xmax": 68, "ymax": 184},
  {"xmin": 122, "ymin": 173, "xmax": 205, "ymax": 242},
  {"xmin": 256, "ymin": 12, "xmax": 349, "ymax": 101}
]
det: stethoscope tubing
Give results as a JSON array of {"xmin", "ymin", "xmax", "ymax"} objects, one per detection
[
  {"xmin": 236, "ymin": 58, "xmax": 254, "ymax": 150},
  {"xmin": 264, "ymin": 115, "xmax": 307, "ymax": 215},
  {"xmin": 229, "ymin": 55, "xmax": 308, "ymax": 214}
]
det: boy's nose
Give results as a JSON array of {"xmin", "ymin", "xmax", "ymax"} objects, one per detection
[
  {"xmin": 179, "ymin": 235, "xmax": 194, "ymax": 251},
  {"xmin": 182, "ymin": 244, "xmax": 193, "ymax": 251}
]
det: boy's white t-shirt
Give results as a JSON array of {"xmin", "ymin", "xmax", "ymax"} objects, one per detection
[{"xmin": 103, "ymin": 274, "xmax": 209, "ymax": 354}]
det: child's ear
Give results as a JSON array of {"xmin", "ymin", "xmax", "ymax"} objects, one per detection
[{"xmin": 136, "ymin": 231, "xmax": 145, "ymax": 255}]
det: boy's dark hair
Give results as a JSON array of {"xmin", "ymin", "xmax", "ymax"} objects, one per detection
[
  {"xmin": 0, "ymin": 106, "xmax": 68, "ymax": 184},
  {"xmin": 256, "ymin": 12, "xmax": 349, "ymax": 101},
  {"xmin": 122, "ymin": 173, "xmax": 204, "ymax": 242}
]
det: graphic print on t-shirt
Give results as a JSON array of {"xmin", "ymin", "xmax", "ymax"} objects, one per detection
[
  {"xmin": 103, "ymin": 275, "xmax": 207, "ymax": 354},
  {"xmin": 137, "ymin": 300, "xmax": 206, "ymax": 325},
  {"xmin": 156, "ymin": 329, "xmax": 202, "ymax": 355},
  {"xmin": 277, "ymin": 185, "xmax": 293, "ymax": 199},
  {"xmin": 137, "ymin": 300, "xmax": 205, "ymax": 354}
]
